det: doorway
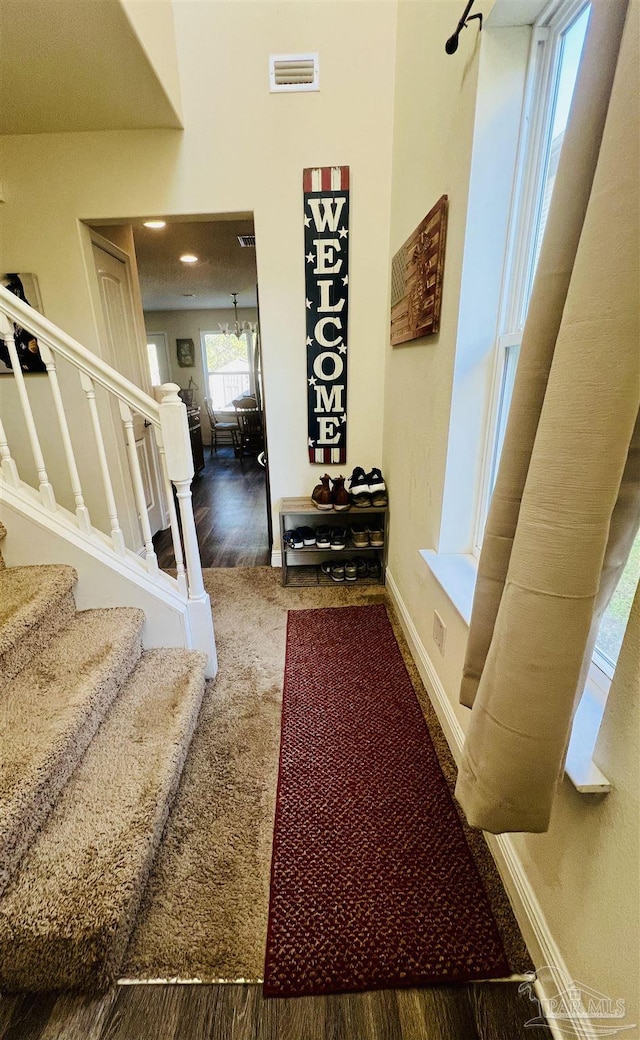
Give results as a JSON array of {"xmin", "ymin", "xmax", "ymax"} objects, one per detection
[
  {"xmin": 90, "ymin": 231, "xmax": 166, "ymax": 540},
  {"xmin": 130, "ymin": 215, "xmax": 271, "ymax": 568}
]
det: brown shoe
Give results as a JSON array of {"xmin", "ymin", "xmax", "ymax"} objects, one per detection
[
  {"xmin": 331, "ymin": 475, "xmax": 351, "ymax": 512},
  {"xmin": 312, "ymin": 474, "xmax": 333, "ymax": 510}
]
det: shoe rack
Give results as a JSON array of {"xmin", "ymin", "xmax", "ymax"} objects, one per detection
[{"xmin": 279, "ymin": 497, "xmax": 389, "ymax": 587}]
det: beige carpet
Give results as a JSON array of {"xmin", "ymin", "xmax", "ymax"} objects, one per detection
[{"xmin": 122, "ymin": 568, "xmax": 530, "ymax": 982}]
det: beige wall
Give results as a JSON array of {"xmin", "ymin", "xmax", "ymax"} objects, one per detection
[
  {"xmin": 384, "ymin": 0, "xmax": 639, "ymax": 1026},
  {"xmin": 0, "ymin": 0, "xmax": 396, "ymax": 545}
]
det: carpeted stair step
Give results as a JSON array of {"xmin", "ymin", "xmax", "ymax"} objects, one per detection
[
  {"xmin": 0, "ymin": 564, "xmax": 77, "ymax": 693},
  {"xmin": 0, "ymin": 648, "xmax": 207, "ymax": 993},
  {"xmin": 0, "ymin": 607, "xmax": 145, "ymax": 896}
]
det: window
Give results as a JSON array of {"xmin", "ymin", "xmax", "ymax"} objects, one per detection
[
  {"xmin": 476, "ymin": 1, "xmax": 591, "ymax": 545},
  {"xmin": 201, "ymin": 331, "xmax": 254, "ymax": 410},
  {"xmin": 146, "ymin": 332, "xmax": 170, "ymax": 387},
  {"xmin": 592, "ymin": 528, "xmax": 640, "ymax": 691},
  {"xmin": 147, "ymin": 343, "xmax": 161, "ymax": 386},
  {"xmin": 471, "ymin": 0, "xmax": 638, "ymax": 785}
]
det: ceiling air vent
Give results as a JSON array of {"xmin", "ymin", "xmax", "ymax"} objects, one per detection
[
  {"xmin": 237, "ymin": 234, "xmax": 256, "ymax": 248},
  {"xmin": 269, "ymin": 53, "xmax": 319, "ymax": 93}
]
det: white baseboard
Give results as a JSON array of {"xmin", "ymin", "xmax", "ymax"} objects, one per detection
[
  {"xmin": 386, "ymin": 568, "xmax": 598, "ymax": 1040},
  {"xmin": 271, "ymin": 550, "xmax": 282, "ymax": 568}
]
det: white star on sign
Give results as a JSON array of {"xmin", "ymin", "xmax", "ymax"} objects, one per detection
[
  {"xmin": 305, "ymin": 298, "xmax": 312, "ymax": 309},
  {"xmin": 304, "ymin": 214, "xmax": 311, "ymax": 228},
  {"xmin": 338, "ymin": 227, "xmax": 348, "ymax": 239},
  {"xmin": 308, "ymin": 437, "xmax": 315, "ymax": 446},
  {"xmin": 342, "ymin": 275, "xmax": 349, "ymax": 286},
  {"xmin": 338, "ymin": 344, "xmax": 347, "ymax": 355},
  {"xmin": 306, "ymin": 336, "xmax": 313, "ymax": 346},
  {"xmin": 308, "ymin": 376, "xmax": 317, "ymax": 386},
  {"xmin": 341, "ymin": 414, "xmax": 347, "ymax": 424},
  {"xmin": 306, "ymin": 252, "xmax": 315, "ymax": 264}
]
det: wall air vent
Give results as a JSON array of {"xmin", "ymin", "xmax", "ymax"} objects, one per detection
[
  {"xmin": 269, "ymin": 53, "xmax": 319, "ymax": 93},
  {"xmin": 237, "ymin": 235, "xmax": 256, "ymax": 247}
]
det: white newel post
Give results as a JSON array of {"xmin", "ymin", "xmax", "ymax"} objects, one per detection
[{"xmin": 158, "ymin": 383, "xmax": 217, "ymax": 677}]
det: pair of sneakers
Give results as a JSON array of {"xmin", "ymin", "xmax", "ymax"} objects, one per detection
[
  {"xmin": 350, "ymin": 522, "xmax": 384, "ymax": 548},
  {"xmin": 346, "ymin": 467, "xmax": 388, "ymax": 507},
  {"xmin": 283, "ymin": 526, "xmax": 316, "ymax": 549},
  {"xmin": 320, "ymin": 556, "xmax": 381, "ymax": 582},
  {"xmin": 311, "ymin": 474, "xmax": 351, "ymax": 511}
]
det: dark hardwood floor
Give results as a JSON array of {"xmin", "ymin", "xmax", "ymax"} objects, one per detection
[
  {"xmin": 154, "ymin": 447, "xmax": 270, "ymax": 569},
  {"xmin": 0, "ymin": 980, "xmax": 551, "ymax": 1039}
]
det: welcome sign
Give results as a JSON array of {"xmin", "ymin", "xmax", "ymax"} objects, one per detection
[{"xmin": 304, "ymin": 166, "xmax": 350, "ymax": 464}]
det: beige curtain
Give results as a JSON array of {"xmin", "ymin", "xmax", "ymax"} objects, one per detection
[{"xmin": 455, "ymin": 0, "xmax": 640, "ymax": 834}]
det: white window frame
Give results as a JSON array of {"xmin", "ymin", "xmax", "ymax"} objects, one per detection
[
  {"xmin": 474, "ymin": 0, "xmax": 591, "ymax": 555},
  {"xmin": 200, "ymin": 329, "xmax": 254, "ymax": 411}
]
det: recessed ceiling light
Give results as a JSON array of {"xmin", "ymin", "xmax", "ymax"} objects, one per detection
[
  {"xmin": 180, "ymin": 254, "xmax": 198, "ymax": 264},
  {"xmin": 182, "ymin": 293, "xmax": 196, "ymax": 297},
  {"xmin": 143, "ymin": 220, "xmax": 166, "ymax": 229}
]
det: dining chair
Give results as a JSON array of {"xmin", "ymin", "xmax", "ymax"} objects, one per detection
[{"xmin": 205, "ymin": 398, "xmax": 239, "ymax": 455}]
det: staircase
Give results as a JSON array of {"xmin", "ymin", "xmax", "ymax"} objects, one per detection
[
  {"xmin": 0, "ymin": 522, "xmax": 207, "ymax": 992},
  {"xmin": 0, "ymin": 283, "xmax": 217, "ymax": 677}
]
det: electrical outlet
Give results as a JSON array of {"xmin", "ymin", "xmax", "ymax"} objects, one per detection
[{"xmin": 433, "ymin": 611, "xmax": 446, "ymax": 656}]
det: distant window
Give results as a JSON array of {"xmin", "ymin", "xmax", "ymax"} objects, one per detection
[
  {"xmin": 147, "ymin": 342, "xmax": 161, "ymax": 386},
  {"xmin": 201, "ymin": 331, "xmax": 253, "ymax": 409}
]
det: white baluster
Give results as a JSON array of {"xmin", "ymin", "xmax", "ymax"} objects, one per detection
[
  {"xmin": 119, "ymin": 400, "xmax": 159, "ymax": 576},
  {"xmin": 38, "ymin": 340, "xmax": 91, "ymax": 534},
  {"xmin": 79, "ymin": 372, "xmax": 126, "ymax": 556},
  {"xmin": 0, "ymin": 417, "xmax": 20, "ymax": 487},
  {"xmin": 155, "ymin": 427, "xmax": 188, "ymax": 595},
  {"xmin": 0, "ymin": 316, "xmax": 56, "ymax": 510}
]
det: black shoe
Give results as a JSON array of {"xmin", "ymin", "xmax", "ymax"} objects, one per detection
[
  {"xmin": 366, "ymin": 468, "xmax": 386, "ymax": 494},
  {"xmin": 316, "ymin": 525, "xmax": 331, "ymax": 549},
  {"xmin": 330, "ymin": 527, "xmax": 346, "ymax": 550},
  {"xmin": 283, "ymin": 528, "xmax": 304, "ymax": 549},
  {"xmin": 367, "ymin": 558, "xmax": 381, "ymax": 579},
  {"xmin": 352, "ymin": 493, "xmax": 372, "ymax": 508},
  {"xmin": 352, "ymin": 556, "xmax": 368, "ymax": 578},
  {"xmin": 320, "ymin": 560, "xmax": 333, "ymax": 576},
  {"xmin": 299, "ymin": 526, "xmax": 316, "ymax": 546},
  {"xmin": 347, "ymin": 466, "xmax": 370, "ymax": 496}
]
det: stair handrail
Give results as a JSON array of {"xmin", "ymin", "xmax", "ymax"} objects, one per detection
[
  {"xmin": 0, "ymin": 284, "xmax": 158, "ymax": 424},
  {"xmin": 0, "ymin": 284, "xmax": 216, "ymax": 674}
]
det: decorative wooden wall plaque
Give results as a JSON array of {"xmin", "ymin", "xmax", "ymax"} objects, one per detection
[
  {"xmin": 390, "ymin": 195, "xmax": 448, "ymax": 346},
  {"xmin": 304, "ymin": 166, "xmax": 350, "ymax": 464}
]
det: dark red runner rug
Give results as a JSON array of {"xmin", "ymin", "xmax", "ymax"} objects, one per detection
[{"xmin": 264, "ymin": 604, "xmax": 514, "ymax": 998}]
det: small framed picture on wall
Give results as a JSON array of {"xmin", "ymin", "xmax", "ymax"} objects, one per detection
[{"xmin": 176, "ymin": 337, "xmax": 195, "ymax": 368}]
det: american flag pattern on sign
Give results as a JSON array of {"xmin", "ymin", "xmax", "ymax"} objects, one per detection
[{"xmin": 304, "ymin": 166, "xmax": 350, "ymax": 464}]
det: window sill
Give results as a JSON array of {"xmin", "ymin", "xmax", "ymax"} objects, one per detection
[
  {"xmin": 419, "ymin": 549, "xmax": 611, "ymax": 794},
  {"xmin": 419, "ymin": 550, "xmax": 477, "ymax": 626}
]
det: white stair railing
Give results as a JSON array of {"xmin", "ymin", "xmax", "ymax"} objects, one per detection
[{"xmin": 0, "ymin": 284, "xmax": 216, "ymax": 674}]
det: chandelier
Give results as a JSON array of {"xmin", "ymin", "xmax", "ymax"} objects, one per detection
[{"xmin": 218, "ymin": 293, "xmax": 257, "ymax": 337}]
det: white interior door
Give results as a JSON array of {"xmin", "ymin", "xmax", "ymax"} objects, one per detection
[{"xmin": 91, "ymin": 237, "xmax": 165, "ymax": 537}]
